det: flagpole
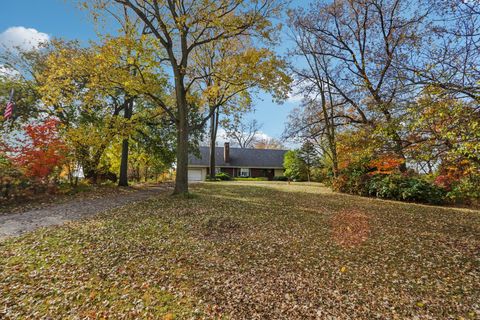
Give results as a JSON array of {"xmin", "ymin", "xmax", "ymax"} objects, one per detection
[{"xmin": 8, "ymin": 88, "xmax": 14, "ymax": 103}]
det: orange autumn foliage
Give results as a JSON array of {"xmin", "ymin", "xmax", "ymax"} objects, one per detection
[
  {"xmin": 368, "ymin": 156, "xmax": 405, "ymax": 175},
  {"xmin": 434, "ymin": 159, "xmax": 474, "ymax": 190}
]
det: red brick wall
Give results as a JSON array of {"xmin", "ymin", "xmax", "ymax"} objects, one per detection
[
  {"xmin": 220, "ymin": 167, "xmax": 234, "ymax": 176},
  {"xmin": 209, "ymin": 167, "xmax": 276, "ymax": 180},
  {"xmin": 250, "ymin": 168, "xmax": 265, "ymax": 177},
  {"xmin": 250, "ymin": 168, "xmax": 274, "ymax": 180}
]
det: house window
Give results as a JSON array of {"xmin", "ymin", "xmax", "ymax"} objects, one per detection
[
  {"xmin": 215, "ymin": 167, "xmax": 221, "ymax": 174},
  {"xmin": 239, "ymin": 168, "xmax": 250, "ymax": 177}
]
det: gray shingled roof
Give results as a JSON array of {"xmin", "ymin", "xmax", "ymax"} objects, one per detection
[{"xmin": 188, "ymin": 146, "xmax": 287, "ymax": 168}]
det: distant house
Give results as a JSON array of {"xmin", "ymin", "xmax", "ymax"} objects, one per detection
[{"xmin": 187, "ymin": 142, "xmax": 287, "ymax": 181}]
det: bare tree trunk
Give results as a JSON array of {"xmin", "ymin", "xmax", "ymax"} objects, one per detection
[
  {"xmin": 119, "ymin": 99, "xmax": 133, "ymax": 187},
  {"xmin": 118, "ymin": 139, "xmax": 129, "ymax": 186},
  {"xmin": 209, "ymin": 109, "xmax": 216, "ymax": 179},
  {"xmin": 209, "ymin": 107, "xmax": 220, "ymax": 179},
  {"xmin": 326, "ymin": 82, "xmax": 338, "ymax": 178},
  {"xmin": 173, "ymin": 77, "xmax": 189, "ymax": 195},
  {"xmin": 174, "ymin": 123, "xmax": 189, "ymax": 194}
]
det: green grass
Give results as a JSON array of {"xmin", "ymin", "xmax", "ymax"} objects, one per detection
[{"xmin": 1, "ymin": 181, "xmax": 479, "ymax": 319}]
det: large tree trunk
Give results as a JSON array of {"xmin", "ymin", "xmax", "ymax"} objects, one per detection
[
  {"xmin": 331, "ymin": 144, "xmax": 339, "ymax": 178},
  {"xmin": 321, "ymin": 80, "xmax": 339, "ymax": 179},
  {"xmin": 209, "ymin": 112, "xmax": 216, "ymax": 179},
  {"xmin": 174, "ymin": 122, "xmax": 189, "ymax": 194},
  {"xmin": 327, "ymin": 85, "xmax": 339, "ymax": 178},
  {"xmin": 208, "ymin": 107, "xmax": 219, "ymax": 179},
  {"xmin": 118, "ymin": 138, "xmax": 129, "ymax": 186},
  {"xmin": 118, "ymin": 99, "xmax": 133, "ymax": 187},
  {"xmin": 173, "ymin": 79, "xmax": 189, "ymax": 195}
]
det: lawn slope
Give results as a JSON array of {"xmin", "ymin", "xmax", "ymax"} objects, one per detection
[{"xmin": 1, "ymin": 182, "xmax": 479, "ymax": 319}]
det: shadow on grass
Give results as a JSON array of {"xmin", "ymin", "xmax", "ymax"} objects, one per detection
[
  {"xmin": 189, "ymin": 182, "xmax": 480, "ymax": 244},
  {"xmin": 1, "ymin": 181, "xmax": 479, "ymax": 319}
]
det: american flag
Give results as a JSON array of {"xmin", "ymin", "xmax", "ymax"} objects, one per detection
[{"xmin": 3, "ymin": 89, "xmax": 14, "ymax": 120}]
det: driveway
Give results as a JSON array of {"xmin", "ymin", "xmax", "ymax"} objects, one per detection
[{"xmin": 0, "ymin": 184, "xmax": 171, "ymax": 240}]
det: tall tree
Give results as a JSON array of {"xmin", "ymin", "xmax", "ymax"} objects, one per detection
[
  {"xmin": 38, "ymin": 35, "xmax": 166, "ymax": 183},
  {"xmin": 283, "ymin": 149, "xmax": 308, "ymax": 181},
  {"xmin": 288, "ymin": 0, "xmax": 432, "ymax": 171},
  {"xmin": 191, "ymin": 36, "xmax": 290, "ymax": 178},
  {"xmin": 297, "ymin": 140, "xmax": 318, "ymax": 182},
  {"xmin": 83, "ymin": 0, "xmax": 285, "ymax": 194},
  {"xmin": 404, "ymin": 0, "xmax": 480, "ymax": 103},
  {"xmin": 283, "ymin": 98, "xmax": 340, "ymax": 177},
  {"xmin": 253, "ymin": 137, "xmax": 284, "ymax": 150},
  {"xmin": 223, "ymin": 116, "xmax": 263, "ymax": 148},
  {"xmin": 0, "ymin": 41, "xmax": 61, "ymax": 127},
  {"xmin": 408, "ymin": 88, "xmax": 480, "ymax": 168}
]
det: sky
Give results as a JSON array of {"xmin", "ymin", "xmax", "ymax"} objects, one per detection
[{"xmin": 0, "ymin": 0, "xmax": 307, "ymax": 142}]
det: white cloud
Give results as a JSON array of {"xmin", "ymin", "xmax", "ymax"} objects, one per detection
[
  {"xmin": 0, "ymin": 26, "xmax": 49, "ymax": 51},
  {"xmin": 254, "ymin": 131, "xmax": 273, "ymax": 141},
  {"xmin": 0, "ymin": 64, "xmax": 20, "ymax": 78},
  {"xmin": 287, "ymin": 90, "xmax": 321, "ymax": 104},
  {"xmin": 286, "ymin": 93, "xmax": 304, "ymax": 103},
  {"xmin": 216, "ymin": 128, "xmax": 229, "ymax": 144}
]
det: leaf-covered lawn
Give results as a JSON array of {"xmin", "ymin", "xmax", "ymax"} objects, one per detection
[{"xmin": 1, "ymin": 182, "xmax": 479, "ymax": 319}]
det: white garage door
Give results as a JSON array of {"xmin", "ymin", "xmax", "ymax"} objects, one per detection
[{"xmin": 188, "ymin": 169, "xmax": 202, "ymax": 181}]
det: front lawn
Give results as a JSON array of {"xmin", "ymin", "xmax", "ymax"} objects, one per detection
[{"xmin": 1, "ymin": 182, "xmax": 479, "ymax": 319}]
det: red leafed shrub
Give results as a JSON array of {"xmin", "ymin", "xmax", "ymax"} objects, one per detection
[
  {"xmin": 434, "ymin": 174, "xmax": 456, "ymax": 191},
  {"xmin": 8, "ymin": 118, "xmax": 67, "ymax": 183},
  {"xmin": 434, "ymin": 160, "xmax": 473, "ymax": 191}
]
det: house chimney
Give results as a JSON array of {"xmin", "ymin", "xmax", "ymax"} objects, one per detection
[{"xmin": 224, "ymin": 142, "xmax": 230, "ymax": 163}]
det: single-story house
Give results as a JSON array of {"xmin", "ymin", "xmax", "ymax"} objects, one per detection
[{"xmin": 187, "ymin": 142, "xmax": 287, "ymax": 181}]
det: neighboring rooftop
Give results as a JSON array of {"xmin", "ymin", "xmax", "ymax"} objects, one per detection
[{"xmin": 188, "ymin": 145, "xmax": 287, "ymax": 168}]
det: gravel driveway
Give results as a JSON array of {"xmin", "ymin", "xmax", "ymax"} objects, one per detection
[{"xmin": 0, "ymin": 184, "xmax": 171, "ymax": 240}]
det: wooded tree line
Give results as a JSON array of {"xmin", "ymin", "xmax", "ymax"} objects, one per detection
[
  {"xmin": 0, "ymin": 33, "xmax": 176, "ymax": 197},
  {"xmin": 283, "ymin": 0, "xmax": 479, "ymax": 204},
  {"xmin": 0, "ymin": 0, "xmax": 290, "ymax": 197},
  {"xmin": 1, "ymin": 0, "xmax": 478, "ymax": 204}
]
